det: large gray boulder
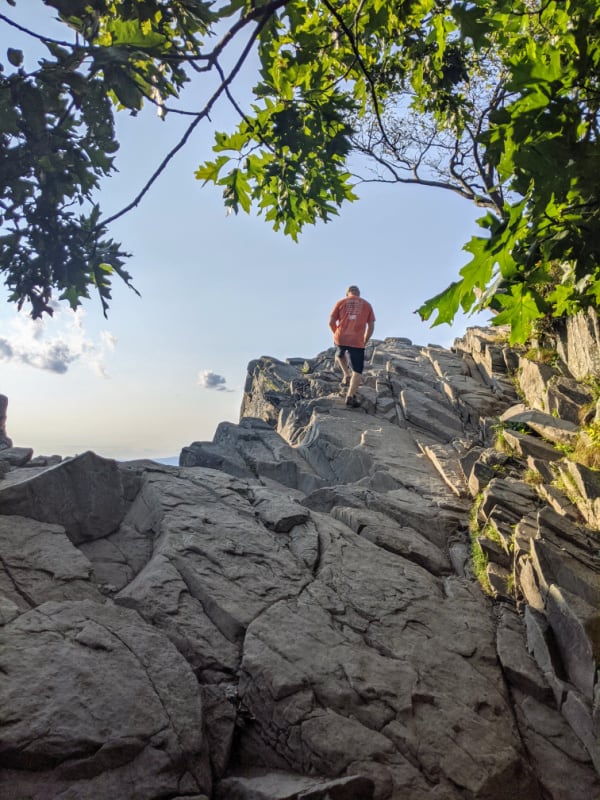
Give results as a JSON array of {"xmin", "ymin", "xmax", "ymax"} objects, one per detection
[
  {"xmin": 0, "ymin": 451, "xmax": 130, "ymax": 543},
  {"xmin": 0, "ymin": 599, "xmax": 211, "ymax": 799}
]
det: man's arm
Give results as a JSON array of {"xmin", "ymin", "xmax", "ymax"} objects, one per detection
[
  {"xmin": 364, "ymin": 320, "xmax": 374, "ymax": 345},
  {"xmin": 329, "ymin": 302, "xmax": 341, "ymax": 335}
]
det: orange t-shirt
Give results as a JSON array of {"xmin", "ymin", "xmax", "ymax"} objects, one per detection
[{"xmin": 330, "ymin": 296, "xmax": 375, "ymax": 347}]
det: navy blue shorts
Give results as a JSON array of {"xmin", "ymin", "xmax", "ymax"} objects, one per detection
[{"xmin": 337, "ymin": 345, "xmax": 365, "ymax": 374}]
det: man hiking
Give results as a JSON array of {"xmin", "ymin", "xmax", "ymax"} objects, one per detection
[{"xmin": 329, "ymin": 285, "xmax": 375, "ymax": 407}]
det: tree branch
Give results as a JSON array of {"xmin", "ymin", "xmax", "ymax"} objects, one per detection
[{"xmin": 98, "ymin": 6, "xmax": 279, "ymax": 229}]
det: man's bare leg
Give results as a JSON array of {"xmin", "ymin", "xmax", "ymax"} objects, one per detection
[
  {"xmin": 335, "ymin": 354, "xmax": 351, "ymax": 384},
  {"xmin": 346, "ymin": 371, "xmax": 361, "ymax": 399}
]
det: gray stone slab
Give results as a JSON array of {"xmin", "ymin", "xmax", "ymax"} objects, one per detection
[
  {"xmin": 556, "ymin": 307, "xmax": 600, "ymax": 381},
  {"xmin": 479, "ymin": 477, "xmax": 538, "ymax": 521},
  {"xmin": 536, "ymin": 484, "xmax": 581, "ymax": 521},
  {"xmin": 501, "ymin": 405, "xmax": 578, "ymax": 445},
  {"xmin": 421, "ymin": 442, "xmax": 470, "ymax": 497},
  {"xmin": 250, "ymin": 487, "xmax": 311, "ymax": 533},
  {"xmin": 517, "ymin": 559, "xmax": 545, "ymax": 611},
  {"xmin": 530, "ymin": 527, "xmax": 600, "ymax": 608},
  {"xmin": 512, "ymin": 690, "xmax": 599, "ymax": 800},
  {"xmin": 400, "ymin": 387, "xmax": 464, "ymax": 442},
  {"xmin": 516, "ymin": 359, "xmax": 557, "ymax": 412},
  {"xmin": 546, "ymin": 377, "xmax": 594, "ymax": 424},
  {"xmin": 557, "ymin": 460, "xmax": 600, "ymax": 528},
  {"xmin": 502, "ymin": 429, "xmax": 561, "ymax": 461},
  {"xmin": 562, "ymin": 689, "xmax": 598, "ymax": 770},
  {"xmin": 546, "ymin": 585, "xmax": 598, "ymax": 699},
  {"xmin": 496, "ymin": 607, "xmax": 555, "ymax": 704},
  {"xmin": 524, "ymin": 605, "xmax": 569, "ymax": 707}
]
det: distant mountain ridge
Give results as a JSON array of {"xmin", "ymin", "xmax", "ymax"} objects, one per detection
[{"xmin": 150, "ymin": 455, "xmax": 179, "ymax": 466}]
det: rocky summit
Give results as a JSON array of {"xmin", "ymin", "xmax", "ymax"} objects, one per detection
[{"xmin": 1, "ymin": 313, "xmax": 599, "ymax": 800}]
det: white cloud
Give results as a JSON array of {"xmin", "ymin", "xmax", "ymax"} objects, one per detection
[
  {"xmin": 0, "ymin": 307, "xmax": 116, "ymax": 376},
  {"xmin": 0, "ymin": 339, "xmax": 14, "ymax": 359},
  {"xmin": 100, "ymin": 330, "xmax": 117, "ymax": 350},
  {"xmin": 197, "ymin": 370, "xmax": 232, "ymax": 391}
]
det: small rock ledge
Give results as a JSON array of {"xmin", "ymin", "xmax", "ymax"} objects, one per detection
[{"xmin": 0, "ymin": 312, "xmax": 598, "ymax": 800}]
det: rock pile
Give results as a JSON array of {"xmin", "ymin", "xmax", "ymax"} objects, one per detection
[{"xmin": 0, "ymin": 316, "xmax": 598, "ymax": 800}]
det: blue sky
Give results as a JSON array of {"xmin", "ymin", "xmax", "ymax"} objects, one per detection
[{"xmin": 0, "ymin": 4, "xmax": 491, "ymax": 460}]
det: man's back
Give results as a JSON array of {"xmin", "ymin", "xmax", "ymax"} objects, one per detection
[{"xmin": 331, "ymin": 295, "xmax": 375, "ymax": 347}]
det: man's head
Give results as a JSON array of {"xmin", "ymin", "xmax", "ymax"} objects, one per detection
[{"xmin": 346, "ymin": 285, "xmax": 360, "ymax": 296}]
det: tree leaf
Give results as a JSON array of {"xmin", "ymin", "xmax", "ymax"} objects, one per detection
[
  {"xmin": 490, "ymin": 284, "xmax": 545, "ymax": 344},
  {"xmin": 7, "ymin": 48, "xmax": 23, "ymax": 67}
]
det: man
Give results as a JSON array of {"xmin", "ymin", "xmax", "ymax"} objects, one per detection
[{"xmin": 329, "ymin": 285, "xmax": 375, "ymax": 407}]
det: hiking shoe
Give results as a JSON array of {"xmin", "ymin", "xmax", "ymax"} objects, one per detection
[{"xmin": 345, "ymin": 396, "xmax": 360, "ymax": 408}]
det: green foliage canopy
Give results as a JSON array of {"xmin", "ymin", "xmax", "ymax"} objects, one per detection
[
  {"xmin": 1, "ymin": 0, "xmax": 598, "ymax": 343},
  {"xmin": 417, "ymin": 0, "xmax": 600, "ymax": 342},
  {"xmin": 1, "ymin": 0, "xmax": 215, "ymax": 315}
]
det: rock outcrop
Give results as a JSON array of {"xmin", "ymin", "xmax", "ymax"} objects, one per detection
[
  {"xmin": 0, "ymin": 394, "xmax": 11, "ymax": 450},
  {"xmin": 1, "ymin": 315, "xmax": 599, "ymax": 800}
]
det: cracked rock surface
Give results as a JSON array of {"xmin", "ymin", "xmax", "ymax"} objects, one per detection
[{"xmin": 1, "ymin": 329, "xmax": 598, "ymax": 799}]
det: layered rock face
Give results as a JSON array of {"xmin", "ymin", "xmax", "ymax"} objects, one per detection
[{"xmin": 1, "ymin": 319, "xmax": 599, "ymax": 800}]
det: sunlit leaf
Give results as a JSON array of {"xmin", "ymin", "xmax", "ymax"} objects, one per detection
[{"xmin": 491, "ymin": 284, "xmax": 545, "ymax": 344}]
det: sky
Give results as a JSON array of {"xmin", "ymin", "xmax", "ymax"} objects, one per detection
[{"xmin": 0, "ymin": 3, "xmax": 492, "ymax": 461}]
